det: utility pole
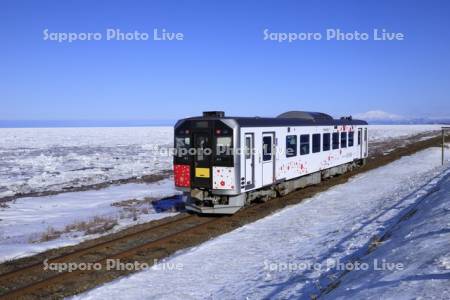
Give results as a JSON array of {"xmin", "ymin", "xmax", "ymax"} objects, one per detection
[{"xmin": 443, "ymin": 127, "xmax": 450, "ymax": 165}]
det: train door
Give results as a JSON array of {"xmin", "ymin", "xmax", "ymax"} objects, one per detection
[
  {"xmin": 364, "ymin": 128, "xmax": 368, "ymax": 157},
  {"xmin": 358, "ymin": 128, "xmax": 363, "ymax": 158},
  {"xmin": 192, "ymin": 131, "xmax": 212, "ymax": 188},
  {"xmin": 244, "ymin": 133, "xmax": 254, "ymax": 187},
  {"xmin": 262, "ymin": 132, "xmax": 275, "ymax": 186}
]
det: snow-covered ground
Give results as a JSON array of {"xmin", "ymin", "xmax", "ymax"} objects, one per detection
[
  {"xmin": 324, "ymin": 172, "xmax": 450, "ymax": 300},
  {"xmin": 0, "ymin": 125, "xmax": 446, "ymax": 269},
  {"xmin": 0, "ymin": 127, "xmax": 173, "ymax": 199},
  {"xmin": 368, "ymin": 124, "xmax": 442, "ymax": 142},
  {"xmin": 74, "ymin": 147, "xmax": 450, "ymax": 300},
  {"xmin": 0, "ymin": 179, "xmax": 180, "ymax": 262}
]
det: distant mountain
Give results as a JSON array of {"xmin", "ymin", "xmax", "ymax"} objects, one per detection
[
  {"xmin": 353, "ymin": 110, "xmax": 450, "ymax": 125},
  {"xmin": 354, "ymin": 110, "xmax": 405, "ymax": 122}
]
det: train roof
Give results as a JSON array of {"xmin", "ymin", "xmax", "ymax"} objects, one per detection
[{"xmin": 180, "ymin": 111, "xmax": 368, "ymax": 127}]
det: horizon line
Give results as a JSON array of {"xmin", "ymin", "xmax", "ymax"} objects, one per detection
[{"xmin": 0, "ymin": 119, "xmax": 176, "ymax": 128}]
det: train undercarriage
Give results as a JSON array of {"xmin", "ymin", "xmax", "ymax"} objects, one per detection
[{"xmin": 185, "ymin": 159, "xmax": 366, "ymax": 214}]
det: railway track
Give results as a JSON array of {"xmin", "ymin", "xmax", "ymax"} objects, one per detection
[{"xmin": 0, "ymin": 214, "xmax": 221, "ymax": 299}]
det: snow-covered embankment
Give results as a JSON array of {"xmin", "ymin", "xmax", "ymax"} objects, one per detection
[{"xmin": 75, "ymin": 146, "xmax": 450, "ymax": 299}]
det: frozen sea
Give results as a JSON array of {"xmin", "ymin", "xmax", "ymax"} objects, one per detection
[{"xmin": 0, "ymin": 127, "xmax": 173, "ymax": 199}]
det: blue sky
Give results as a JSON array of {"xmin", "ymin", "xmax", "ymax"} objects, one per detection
[{"xmin": 1, "ymin": 0, "xmax": 449, "ymax": 124}]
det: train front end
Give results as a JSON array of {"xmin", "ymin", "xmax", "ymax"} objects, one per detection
[{"xmin": 173, "ymin": 112, "xmax": 244, "ymax": 214}]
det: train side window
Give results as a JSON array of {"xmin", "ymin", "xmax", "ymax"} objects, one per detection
[
  {"xmin": 332, "ymin": 132, "xmax": 339, "ymax": 149},
  {"xmin": 312, "ymin": 134, "xmax": 321, "ymax": 153},
  {"xmin": 323, "ymin": 133, "xmax": 330, "ymax": 151},
  {"xmin": 341, "ymin": 132, "xmax": 347, "ymax": 148},
  {"xmin": 263, "ymin": 136, "xmax": 272, "ymax": 161},
  {"xmin": 358, "ymin": 131, "xmax": 361, "ymax": 145},
  {"xmin": 300, "ymin": 134, "xmax": 310, "ymax": 155},
  {"xmin": 286, "ymin": 135, "xmax": 297, "ymax": 157},
  {"xmin": 348, "ymin": 132, "xmax": 354, "ymax": 147}
]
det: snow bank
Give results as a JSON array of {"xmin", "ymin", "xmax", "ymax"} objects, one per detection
[
  {"xmin": 0, "ymin": 179, "xmax": 180, "ymax": 262},
  {"xmin": 73, "ymin": 147, "xmax": 450, "ymax": 300},
  {"xmin": 324, "ymin": 172, "xmax": 450, "ymax": 299},
  {"xmin": 0, "ymin": 127, "xmax": 173, "ymax": 199}
]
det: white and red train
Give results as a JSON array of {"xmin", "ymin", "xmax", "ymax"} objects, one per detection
[{"xmin": 173, "ymin": 111, "xmax": 368, "ymax": 214}]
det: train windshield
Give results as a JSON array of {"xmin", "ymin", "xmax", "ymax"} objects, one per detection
[
  {"xmin": 175, "ymin": 136, "xmax": 191, "ymax": 163},
  {"xmin": 216, "ymin": 136, "xmax": 232, "ymax": 156},
  {"xmin": 176, "ymin": 137, "xmax": 190, "ymax": 154}
]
